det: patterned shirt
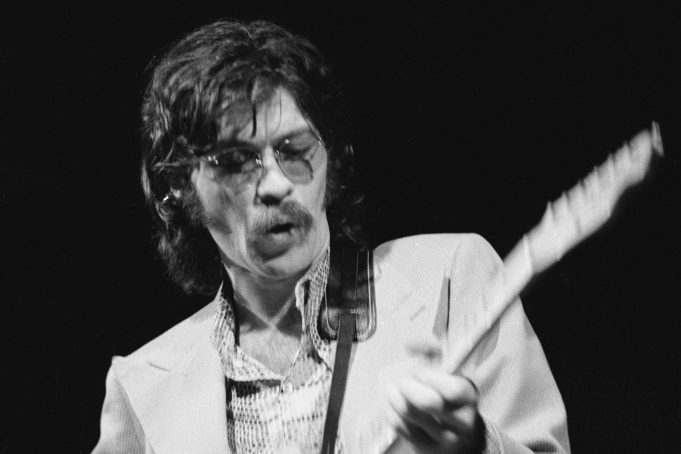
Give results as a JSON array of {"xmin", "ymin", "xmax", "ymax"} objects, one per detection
[{"xmin": 210, "ymin": 248, "xmax": 342, "ymax": 453}]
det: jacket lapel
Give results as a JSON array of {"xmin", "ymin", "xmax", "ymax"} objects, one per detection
[
  {"xmin": 116, "ymin": 306, "xmax": 231, "ymax": 454},
  {"xmin": 147, "ymin": 337, "xmax": 230, "ymax": 454}
]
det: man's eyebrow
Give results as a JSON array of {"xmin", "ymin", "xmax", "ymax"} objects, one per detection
[
  {"xmin": 216, "ymin": 137, "xmax": 255, "ymax": 148},
  {"xmin": 271, "ymin": 127, "xmax": 319, "ymax": 146},
  {"xmin": 219, "ymin": 126, "xmax": 316, "ymax": 148}
]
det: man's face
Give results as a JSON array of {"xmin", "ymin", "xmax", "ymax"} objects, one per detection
[{"xmin": 191, "ymin": 88, "xmax": 330, "ymax": 281}]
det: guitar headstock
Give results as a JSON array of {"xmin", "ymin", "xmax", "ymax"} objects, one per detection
[{"xmin": 525, "ymin": 122, "xmax": 663, "ymax": 274}]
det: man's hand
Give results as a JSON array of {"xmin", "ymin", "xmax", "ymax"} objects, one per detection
[{"xmin": 385, "ymin": 369, "xmax": 485, "ymax": 454}]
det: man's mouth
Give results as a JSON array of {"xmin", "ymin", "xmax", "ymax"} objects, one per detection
[
  {"xmin": 251, "ymin": 220, "xmax": 304, "ymax": 258},
  {"xmin": 267, "ymin": 222, "xmax": 296, "ymax": 234}
]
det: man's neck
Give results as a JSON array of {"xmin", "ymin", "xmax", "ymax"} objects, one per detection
[{"xmin": 223, "ymin": 265, "xmax": 305, "ymax": 337}]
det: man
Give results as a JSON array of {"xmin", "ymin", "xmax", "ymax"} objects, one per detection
[{"xmin": 94, "ymin": 20, "xmax": 570, "ymax": 453}]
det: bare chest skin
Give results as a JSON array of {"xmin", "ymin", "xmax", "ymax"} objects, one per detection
[{"xmin": 238, "ymin": 328, "xmax": 302, "ymax": 376}]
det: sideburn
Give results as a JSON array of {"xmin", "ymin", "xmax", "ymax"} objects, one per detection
[{"xmin": 182, "ymin": 186, "xmax": 221, "ymax": 230}]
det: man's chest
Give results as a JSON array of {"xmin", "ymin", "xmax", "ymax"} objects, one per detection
[{"xmin": 238, "ymin": 330, "xmax": 302, "ymax": 376}]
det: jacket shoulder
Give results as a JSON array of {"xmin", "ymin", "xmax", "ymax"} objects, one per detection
[
  {"xmin": 113, "ymin": 300, "xmax": 217, "ymax": 373},
  {"xmin": 369, "ymin": 233, "xmax": 502, "ymax": 318},
  {"xmin": 373, "ymin": 233, "xmax": 500, "ymax": 269}
]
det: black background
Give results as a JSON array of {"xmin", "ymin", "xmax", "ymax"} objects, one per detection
[{"xmin": 2, "ymin": 3, "xmax": 680, "ymax": 453}]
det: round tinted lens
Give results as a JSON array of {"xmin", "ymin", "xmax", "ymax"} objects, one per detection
[
  {"xmin": 214, "ymin": 147, "xmax": 259, "ymax": 173},
  {"xmin": 204, "ymin": 147, "xmax": 261, "ymax": 185},
  {"xmin": 279, "ymin": 160, "xmax": 313, "ymax": 182},
  {"xmin": 277, "ymin": 135, "xmax": 320, "ymax": 182}
]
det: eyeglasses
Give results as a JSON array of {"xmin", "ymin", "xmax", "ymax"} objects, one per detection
[{"xmin": 154, "ymin": 131, "xmax": 324, "ymax": 185}]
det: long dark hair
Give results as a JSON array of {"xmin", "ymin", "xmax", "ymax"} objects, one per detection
[{"xmin": 141, "ymin": 19, "xmax": 365, "ymax": 295}]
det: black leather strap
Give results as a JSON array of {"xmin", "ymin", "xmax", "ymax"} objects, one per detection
[{"xmin": 320, "ymin": 310, "xmax": 356, "ymax": 454}]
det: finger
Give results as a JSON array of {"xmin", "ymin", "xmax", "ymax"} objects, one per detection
[
  {"xmin": 386, "ymin": 379, "xmax": 447, "ymax": 442},
  {"xmin": 384, "ymin": 397, "xmax": 431, "ymax": 445},
  {"xmin": 415, "ymin": 370, "xmax": 479, "ymax": 409},
  {"xmin": 415, "ymin": 370, "xmax": 479, "ymax": 433}
]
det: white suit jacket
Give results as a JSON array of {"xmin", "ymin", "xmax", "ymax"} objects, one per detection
[{"xmin": 93, "ymin": 234, "xmax": 570, "ymax": 453}]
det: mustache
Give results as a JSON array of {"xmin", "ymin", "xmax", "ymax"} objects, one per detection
[{"xmin": 249, "ymin": 200, "xmax": 314, "ymax": 236}]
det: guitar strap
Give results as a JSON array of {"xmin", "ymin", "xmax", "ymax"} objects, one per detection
[
  {"xmin": 319, "ymin": 246, "xmax": 376, "ymax": 342},
  {"xmin": 320, "ymin": 246, "xmax": 376, "ymax": 453}
]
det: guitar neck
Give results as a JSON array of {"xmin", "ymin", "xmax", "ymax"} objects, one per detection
[
  {"xmin": 441, "ymin": 237, "xmax": 535, "ymax": 373},
  {"xmin": 444, "ymin": 122, "xmax": 663, "ymax": 373},
  {"xmin": 363, "ymin": 123, "xmax": 662, "ymax": 454}
]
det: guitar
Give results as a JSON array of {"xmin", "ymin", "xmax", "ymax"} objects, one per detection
[{"xmin": 356, "ymin": 122, "xmax": 664, "ymax": 454}]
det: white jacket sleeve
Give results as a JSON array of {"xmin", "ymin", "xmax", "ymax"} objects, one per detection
[{"xmin": 449, "ymin": 235, "xmax": 570, "ymax": 453}]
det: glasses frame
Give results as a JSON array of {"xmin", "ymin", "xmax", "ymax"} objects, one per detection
[{"xmin": 153, "ymin": 134, "xmax": 324, "ymax": 184}]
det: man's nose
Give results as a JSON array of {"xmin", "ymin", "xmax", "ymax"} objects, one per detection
[{"xmin": 255, "ymin": 150, "xmax": 294, "ymax": 205}]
